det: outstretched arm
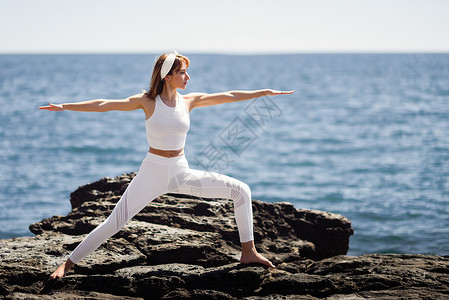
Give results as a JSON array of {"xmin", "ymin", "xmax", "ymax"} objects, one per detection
[
  {"xmin": 187, "ymin": 89, "xmax": 294, "ymax": 110},
  {"xmin": 39, "ymin": 94, "xmax": 143, "ymax": 112}
]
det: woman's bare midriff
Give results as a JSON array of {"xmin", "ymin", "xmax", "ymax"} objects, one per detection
[{"xmin": 149, "ymin": 147, "xmax": 184, "ymax": 157}]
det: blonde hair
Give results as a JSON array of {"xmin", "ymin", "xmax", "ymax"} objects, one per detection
[{"xmin": 145, "ymin": 53, "xmax": 190, "ymax": 99}]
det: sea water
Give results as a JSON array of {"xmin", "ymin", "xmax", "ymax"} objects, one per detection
[{"xmin": 0, "ymin": 53, "xmax": 448, "ymax": 256}]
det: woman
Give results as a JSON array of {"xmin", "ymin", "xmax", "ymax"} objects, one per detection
[{"xmin": 40, "ymin": 51, "xmax": 294, "ymax": 279}]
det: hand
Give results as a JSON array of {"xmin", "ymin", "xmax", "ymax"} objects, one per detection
[
  {"xmin": 265, "ymin": 89, "xmax": 295, "ymax": 96},
  {"xmin": 39, "ymin": 103, "xmax": 64, "ymax": 111}
]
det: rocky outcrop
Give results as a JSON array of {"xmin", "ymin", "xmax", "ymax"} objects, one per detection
[
  {"xmin": 29, "ymin": 172, "xmax": 353, "ymax": 261},
  {"xmin": 0, "ymin": 172, "xmax": 447, "ymax": 299}
]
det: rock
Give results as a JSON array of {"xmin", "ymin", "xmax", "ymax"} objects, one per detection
[
  {"xmin": 1, "ymin": 172, "xmax": 448, "ymax": 299},
  {"xmin": 162, "ymin": 289, "xmax": 237, "ymax": 300},
  {"xmin": 29, "ymin": 172, "xmax": 354, "ymax": 261},
  {"xmin": 7, "ymin": 291, "xmax": 142, "ymax": 299},
  {"xmin": 69, "ymin": 173, "xmax": 136, "ymax": 210}
]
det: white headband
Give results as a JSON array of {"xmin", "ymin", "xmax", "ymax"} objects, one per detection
[{"xmin": 160, "ymin": 50, "xmax": 179, "ymax": 80}]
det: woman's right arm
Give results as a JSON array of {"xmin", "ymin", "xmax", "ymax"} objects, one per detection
[{"xmin": 39, "ymin": 94, "xmax": 143, "ymax": 112}]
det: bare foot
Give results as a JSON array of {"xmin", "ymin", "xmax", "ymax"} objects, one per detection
[
  {"xmin": 240, "ymin": 252, "xmax": 276, "ymax": 268},
  {"xmin": 49, "ymin": 258, "xmax": 75, "ymax": 280},
  {"xmin": 240, "ymin": 241, "xmax": 276, "ymax": 268}
]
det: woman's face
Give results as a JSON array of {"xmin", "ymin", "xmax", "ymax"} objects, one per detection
[{"xmin": 168, "ymin": 62, "xmax": 190, "ymax": 89}]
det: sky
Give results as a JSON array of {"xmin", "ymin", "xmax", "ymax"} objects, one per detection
[{"xmin": 0, "ymin": 0, "xmax": 448, "ymax": 54}]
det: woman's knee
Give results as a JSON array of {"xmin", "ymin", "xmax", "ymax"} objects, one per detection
[
  {"xmin": 228, "ymin": 179, "xmax": 251, "ymax": 208},
  {"xmin": 239, "ymin": 181, "xmax": 251, "ymax": 199}
]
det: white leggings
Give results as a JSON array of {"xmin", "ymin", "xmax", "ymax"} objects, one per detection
[{"xmin": 69, "ymin": 152, "xmax": 254, "ymax": 264}]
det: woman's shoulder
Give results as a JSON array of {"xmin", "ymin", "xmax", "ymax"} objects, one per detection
[
  {"xmin": 133, "ymin": 93, "xmax": 156, "ymax": 119},
  {"xmin": 127, "ymin": 92, "xmax": 155, "ymax": 108},
  {"xmin": 181, "ymin": 93, "xmax": 206, "ymax": 112}
]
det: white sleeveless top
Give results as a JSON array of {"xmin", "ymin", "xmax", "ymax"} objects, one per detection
[{"xmin": 145, "ymin": 93, "xmax": 190, "ymax": 150}]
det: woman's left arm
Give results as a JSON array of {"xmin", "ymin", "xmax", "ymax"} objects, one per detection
[{"xmin": 187, "ymin": 89, "xmax": 294, "ymax": 110}]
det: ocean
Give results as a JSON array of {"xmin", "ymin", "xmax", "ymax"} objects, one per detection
[{"xmin": 0, "ymin": 53, "xmax": 448, "ymax": 256}]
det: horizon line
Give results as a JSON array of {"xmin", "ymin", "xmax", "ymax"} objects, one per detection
[{"xmin": 1, "ymin": 50, "xmax": 448, "ymax": 56}]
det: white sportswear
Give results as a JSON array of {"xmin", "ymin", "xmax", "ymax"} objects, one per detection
[{"xmin": 146, "ymin": 93, "xmax": 190, "ymax": 150}]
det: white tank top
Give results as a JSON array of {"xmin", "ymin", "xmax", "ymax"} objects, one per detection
[{"xmin": 145, "ymin": 93, "xmax": 190, "ymax": 150}]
